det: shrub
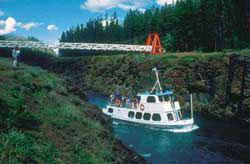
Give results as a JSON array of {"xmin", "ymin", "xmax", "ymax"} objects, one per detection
[{"xmin": 0, "ymin": 130, "xmax": 35, "ymax": 163}]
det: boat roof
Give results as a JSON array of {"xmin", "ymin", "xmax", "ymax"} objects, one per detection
[
  {"xmin": 139, "ymin": 90, "xmax": 173, "ymax": 96},
  {"xmin": 156, "ymin": 91, "xmax": 173, "ymax": 96}
]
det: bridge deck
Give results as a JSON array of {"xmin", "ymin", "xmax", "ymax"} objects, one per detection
[{"xmin": 0, "ymin": 40, "xmax": 152, "ymax": 52}]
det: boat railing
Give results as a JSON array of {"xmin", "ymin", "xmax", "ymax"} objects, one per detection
[{"xmin": 109, "ymin": 97, "xmax": 139, "ymax": 109}]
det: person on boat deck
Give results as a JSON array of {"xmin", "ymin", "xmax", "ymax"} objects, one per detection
[
  {"xmin": 132, "ymin": 98, "xmax": 138, "ymax": 109},
  {"xmin": 126, "ymin": 95, "xmax": 131, "ymax": 108},
  {"xmin": 114, "ymin": 91, "xmax": 122, "ymax": 107},
  {"xmin": 136, "ymin": 95, "xmax": 141, "ymax": 106},
  {"xmin": 122, "ymin": 96, "xmax": 126, "ymax": 107},
  {"xmin": 110, "ymin": 93, "xmax": 115, "ymax": 104}
]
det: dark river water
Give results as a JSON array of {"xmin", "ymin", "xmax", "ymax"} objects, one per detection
[{"xmin": 87, "ymin": 92, "xmax": 250, "ymax": 164}]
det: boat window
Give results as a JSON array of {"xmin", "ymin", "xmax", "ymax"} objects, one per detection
[
  {"xmin": 147, "ymin": 96, "xmax": 156, "ymax": 103},
  {"xmin": 164, "ymin": 95, "xmax": 170, "ymax": 101},
  {"xmin": 108, "ymin": 108, "xmax": 113, "ymax": 113},
  {"xmin": 143, "ymin": 113, "xmax": 151, "ymax": 120},
  {"xmin": 135, "ymin": 112, "xmax": 142, "ymax": 119},
  {"xmin": 167, "ymin": 113, "xmax": 174, "ymax": 121},
  {"xmin": 152, "ymin": 114, "xmax": 161, "ymax": 121},
  {"xmin": 158, "ymin": 96, "xmax": 164, "ymax": 102},
  {"xmin": 128, "ymin": 111, "xmax": 135, "ymax": 118}
]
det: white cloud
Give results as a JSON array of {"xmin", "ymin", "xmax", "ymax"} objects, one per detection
[
  {"xmin": 0, "ymin": 20, "xmax": 4, "ymax": 26},
  {"xmin": 47, "ymin": 24, "xmax": 58, "ymax": 31},
  {"xmin": 0, "ymin": 17, "xmax": 16, "ymax": 35},
  {"xmin": 0, "ymin": 16, "xmax": 43, "ymax": 35},
  {"xmin": 0, "ymin": 10, "xmax": 4, "ymax": 16},
  {"xmin": 138, "ymin": 8, "xmax": 146, "ymax": 13},
  {"xmin": 156, "ymin": 0, "xmax": 175, "ymax": 6},
  {"xmin": 81, "ymin": 0, "xmax": 148, "ymax": 12},
  {"xmin": 18, "ymin": 22, "xmax": 43, "ymax": 31}
]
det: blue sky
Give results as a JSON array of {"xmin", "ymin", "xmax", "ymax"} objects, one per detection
[{"xmin": 0, "ymin": 0, "xmax": 174, "ymax": 43}]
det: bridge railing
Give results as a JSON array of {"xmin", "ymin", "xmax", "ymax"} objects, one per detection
[{"xmin": 0, "ymin": 40, "xmax": 152, "ymax": 53}]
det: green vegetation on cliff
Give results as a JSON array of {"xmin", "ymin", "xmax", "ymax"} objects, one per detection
[
  {"xmin": 41, "ymin": 51, "xmax": 249, "ymax": 122},
  {"xmin": 0, "ymin": 57, "xmax": 144, "ymax": 163}
]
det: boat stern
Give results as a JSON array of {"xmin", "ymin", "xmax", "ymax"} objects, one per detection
[
  {"xmin": 102, "ymin": 107, "xmax": 109, "ymax": 115},
  {"xmin": 102, "ymin": 105, "xmax": 113, "ymax": 116}
]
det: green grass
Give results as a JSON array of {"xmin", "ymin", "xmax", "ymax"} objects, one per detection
[
  {"xmin": 0, "ymin": 57, "xmax": 136, "ymax": 163},
  {"xmin": 0, "ymin": 130, "xmax": 60, "ymax": 163}
]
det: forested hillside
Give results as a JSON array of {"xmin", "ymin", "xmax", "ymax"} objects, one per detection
[{"xmin": 60, "ymin": 0, "xmax": 250, "ymax": 52}]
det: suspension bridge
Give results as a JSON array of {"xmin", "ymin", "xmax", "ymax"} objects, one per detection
[{"xmin": 0, "ymin": 33, "xmax": 163, "ymax": 55}]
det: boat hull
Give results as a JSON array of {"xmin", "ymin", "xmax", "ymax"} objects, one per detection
[
  {"xmin": 112, "ymin": 118, "xmax": 194, "ymax": 130},
  {"xmin": 103, "ymin": 106, "xmax": 194, "ymax": 129}
]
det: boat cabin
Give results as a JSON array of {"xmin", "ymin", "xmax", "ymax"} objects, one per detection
[{"xmin": 108, "ymin": 90, "xmax": 183, "ymax": 121}]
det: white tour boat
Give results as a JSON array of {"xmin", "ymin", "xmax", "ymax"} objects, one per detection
[{"xmin": 102, "ymin": 68, "xmax": 194, "ymax": 129}]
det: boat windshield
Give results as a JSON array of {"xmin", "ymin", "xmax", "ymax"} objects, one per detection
[
  {"xmin": 159, "ymin": 95, "xmax": 177, "ymax": 102},
  {"xmin": 158, "ymin": 95, "xmax": 170, "ymax": 102}
]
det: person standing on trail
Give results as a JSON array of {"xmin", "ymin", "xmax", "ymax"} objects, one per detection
[{"xmin": 12, "ymin": 46, "xmax": 20, "ymax": 68}]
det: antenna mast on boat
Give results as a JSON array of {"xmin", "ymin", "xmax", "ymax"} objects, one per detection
[
  {"xmin": 151, "ymin": 68, "xmax": 163, "ymax": 93},
  {"xmin": 190, "ymin": 94, "xmax": 193, "ymax": 119}
]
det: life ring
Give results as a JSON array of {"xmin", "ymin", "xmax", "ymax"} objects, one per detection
[
  {"xmin": 140, "ymin": 104, "xmax": 144, "ymax": 111},
  {"xmin": 115, "ymin": 99, "xmax": 121, "ymax": 107}
]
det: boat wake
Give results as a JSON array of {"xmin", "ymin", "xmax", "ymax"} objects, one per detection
[
  {"xmin": 128, "ymin": 144, "xmax": 133, "ymax": 148},
  {"xmin": 113, "ymin": 120, "xmax": 199, "ymax": 133},
  {"xmin": 112, "ymin": 121, "xmax": 119, "ymax": 125},
  {"xmin": 147, "ymin": 124, "xmax": 199, "ymax": 133},
  {"xmin": 139, "ymin": 152, "xmax": 151, "ymax": 158},
  {"xmin": 165, "ymin": 124, "xmax": 199, "ymax": 133}
]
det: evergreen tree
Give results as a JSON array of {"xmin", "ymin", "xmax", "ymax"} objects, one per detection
[{"xmin": 60, "ymin": 0, "xmax": 250, "ymax": 53}]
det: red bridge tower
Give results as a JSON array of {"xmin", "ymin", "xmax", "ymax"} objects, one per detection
[{"xmin": 146, "ymin": 32, "xmax": 164, "ymax": 55}]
